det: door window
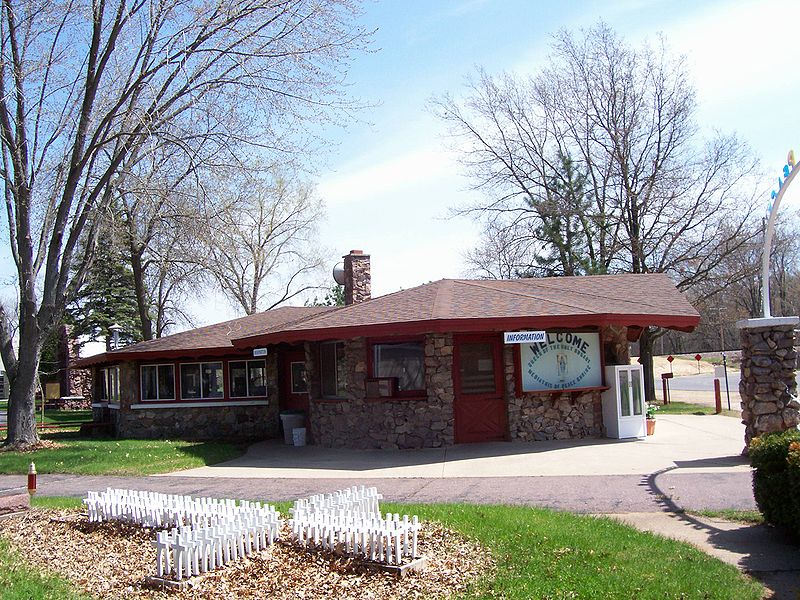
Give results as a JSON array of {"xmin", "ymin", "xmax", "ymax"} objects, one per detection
[{"xmin": 458, "ymin": 342, "xmax": 496, "ymax": 394}]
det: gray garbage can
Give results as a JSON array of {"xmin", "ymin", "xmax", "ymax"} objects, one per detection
[{"xmin": 279, "ymin": 410, "xmax": 305, "ymax": 445}]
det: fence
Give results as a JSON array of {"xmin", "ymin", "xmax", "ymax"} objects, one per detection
[
  {"xmin": 84, "ymin": 488, "xmax": 280, "ymax": 581},
  {"xmin": 289, "ymin": 486, "xmax": 420, "ymax": 566}
]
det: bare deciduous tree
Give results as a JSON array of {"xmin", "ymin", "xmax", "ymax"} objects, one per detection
[
  {"xmin": 201, "ymin": 168, "xmax": 325, "ymax": 315},
  {"xmin": 435, "ymin": 22, "xmax": 761, "ymax": 401},
  {"xmin": 0, "ymin": 0, "xmax": 369, "ymax": 447}
]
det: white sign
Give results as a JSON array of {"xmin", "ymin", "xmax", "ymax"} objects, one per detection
[
  {"xmin": 714, "ymin": 366, "xmax": 725, "ymax": 378},
  {"xmin": 252, "ymin": 348, "xmax": 268, "ymax": 357},
  {"xmin": 504, "ymin": 330, "xmax": 546, "ymax": 344},
  {"xmin": 520, "ymin": 332, "xmax": 602, "ymax": 391}
]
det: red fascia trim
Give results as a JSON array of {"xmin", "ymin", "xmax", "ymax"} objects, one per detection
[
  {"xmin": 72, "ymin": 346, "xmax": 253, "ymax": 368},
  {"xmin": 231, "ymin": 314, "xmax": 699, "ymax": 347}
]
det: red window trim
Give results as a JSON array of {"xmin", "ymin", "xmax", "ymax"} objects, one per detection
[
  {"xmin": 134, "ymin": 356, "xmax": 268, "ymax": 403},
  {"xmin": 366, "ymin": 336, "xmax": 427, "ymax": 399}
]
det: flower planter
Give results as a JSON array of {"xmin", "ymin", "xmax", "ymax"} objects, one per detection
[{"xmin": 646, "ymin": 418, "xmax": 656, "ymax": 436}]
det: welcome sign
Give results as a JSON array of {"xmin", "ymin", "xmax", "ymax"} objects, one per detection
[{"xmin": 520, "ymin": 332, "xmax": 602, "ymax": 391}]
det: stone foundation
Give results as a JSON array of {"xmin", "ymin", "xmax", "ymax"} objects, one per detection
[
  {"xmin": 113, "ymin": 404, "xmax": 277, "ymax": 441},
  {"xmin": 508, "ymin": 392, "xmax": 602, "ymax": 441},
  {"xmin": 310, "ymin": 334, "xmax": 454, "ymax": 449},
  {"xmin": 737, "ymin": 317, "xmax": 800, "ymax": 448}
]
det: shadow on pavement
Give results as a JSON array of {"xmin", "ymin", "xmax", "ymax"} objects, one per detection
[{"xmin": 646, "ymin": 465, "xmax": 800, "ymax": 598}]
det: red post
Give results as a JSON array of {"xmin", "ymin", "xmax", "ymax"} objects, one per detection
[
  {"xmin": 714, "ymin": 379, "xmax": 722, "ymax": 414},
  {"xmin": 662, "ymin": 376, "xmax": 669, "ymax": 405},
  {"xmin": 27, "ymin": 462, "xmax": 37, "ymax": 496}
]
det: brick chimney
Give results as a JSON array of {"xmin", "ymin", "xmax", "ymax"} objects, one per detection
[{"xmin": 343, "ymin": 250, "xmax": 371, "ymax": 305}]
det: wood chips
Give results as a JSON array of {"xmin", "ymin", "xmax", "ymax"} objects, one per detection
[{"xmin": 0, "ymin": 509, "xmax": 493, "ymax": 599}]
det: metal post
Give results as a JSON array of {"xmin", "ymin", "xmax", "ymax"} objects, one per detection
[{"xmin": 722, "ymin": 353, "xmax": 731, "ymax": 411}]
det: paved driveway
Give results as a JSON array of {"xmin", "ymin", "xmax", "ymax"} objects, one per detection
[{"xmin": 163, "ymin": 414, "xmax": 748, "ymax": 479}]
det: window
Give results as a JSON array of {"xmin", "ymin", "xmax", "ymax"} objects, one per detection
[
  {"xmin": 458, "ymin": 342, "xmax": 496, "ymax": 395},
  {"xmin": 100, "ymin": 367, "xmax": 120, "ymax": 402},
  {"xmin": 291, "ymin": 361, "xmax": 308, "ymax": 394},
  {"xmin": 180, "ymin": 362, "xmax": 224, "ymax": 399},
  {"xmin": 140, "ymin": 364, "xmax": 175, "ymax": 401},
  {"xmin": 320, "ymin": 341, "xmax": 346, "ymax": 397},
  {"xmin": 372, "ymin": 341, "xmax": 425, "ymax": 392},
  {"xmin": 229, "ymin": 360, "xmax": 267, "ymax": 398}
]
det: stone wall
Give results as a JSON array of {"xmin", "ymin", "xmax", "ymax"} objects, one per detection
[
  {"xmin": 738, "ymin": 318, "xmax": 799, "ymax": 447},
  {"xmin": 310, "ymin": 334, "xmax": 454, "ymax": 449},
  {"xmin": 504, "ymin": 344, "xmax": 603, "ymax": 441},
  {"xmin": 113, "ymin": 404, "xmax": 276, "ymax": 441},
  {"xmin": 98, "ymin": 353, "xmax": 280, "ymax": 442}
]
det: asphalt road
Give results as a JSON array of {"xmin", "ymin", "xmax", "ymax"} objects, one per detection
[
  {"xmin": 658, "ymin": 371, "xmax": 800, "ymax": 392},
  {"xmin": 0, "ymin": 469, "xmax": 756, "ymax": 514}
]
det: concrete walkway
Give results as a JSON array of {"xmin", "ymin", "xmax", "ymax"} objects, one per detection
[{"xmin": 166, "ymin": 414, "xmax": 748, "ymax": 479}]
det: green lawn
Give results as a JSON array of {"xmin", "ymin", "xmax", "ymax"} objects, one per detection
[
  {"xmin": 4, "ymin": 499, "xmax": 764, "ymax": 599},
  {"xmin": 0, "ymin": 538, "xmax": 90, "ymax": 600},
  {"xmin": 385, "ymin": 503, "xmax": 764, "ymax": 599},
  {"xmin": 657, "ymin": 401, "xmax": 740, "ymax": 418},
  {"xmin": 689, "ymin": 509, "xmax": 764, "ymax": 525},
  {"xmin": 0, "ymin": 433, "xmax": 245, "ymax": 475},
  {"xmin": 41, "ymin": 409, "xmax": 92, "ymax": 426}
]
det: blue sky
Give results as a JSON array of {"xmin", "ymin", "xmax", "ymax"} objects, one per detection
[
  {"xmin": 308, "ymin": 0, "xmax": 799, "ymax": 302},
  {"xmin": 2, "ymin": 0, "xmax": 799, "ymax": 335}
]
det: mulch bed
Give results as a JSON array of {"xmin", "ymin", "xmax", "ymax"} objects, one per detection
[{"xmin": 0, "ymin": 509, "xmax": 494, "ymax": 599}]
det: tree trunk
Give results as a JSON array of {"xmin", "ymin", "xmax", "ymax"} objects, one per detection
[
  {"xmin": 4, "ymin": 334, "xmax": 41, "ymax": 447},
  {"xmin": 639, "ymin": 326, "xmax": 656, "ymax": 405},
  {"xmin": 129, "ymin": 246, "xmax": 153, "ymax": 340}
]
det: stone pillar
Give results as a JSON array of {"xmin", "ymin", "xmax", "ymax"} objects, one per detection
[
  {"xmin": 343, "ymin": 250, "xmax": 371, "ymax": 305},
  {"xmin": 737, "ymin": 316, "xmax": 799, "ymax": 449}
]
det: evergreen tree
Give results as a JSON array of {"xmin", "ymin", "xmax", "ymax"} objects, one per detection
[{"xmin": 66, "ymin": 228, "xmax": 142, "ymax": 350}]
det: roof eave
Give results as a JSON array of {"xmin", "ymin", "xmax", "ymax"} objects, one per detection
[{"xmin": 231, "ymin": 313, "xmax": 701, "ymax": 346}]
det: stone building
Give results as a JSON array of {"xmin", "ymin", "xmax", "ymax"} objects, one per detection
[{"xmin": 75, "ymin": 250, "xmax": 700, "ymax": 448}]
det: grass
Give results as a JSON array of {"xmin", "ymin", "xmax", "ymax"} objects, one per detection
[
  {"xmin": 2, "ymin": 498, "xmax": 764, "ymax": 599},
  {"xmin": 657, "ymin": 401, "xmax": 740, "ymax": 418},
  {"xmin": 0, "ymin": 432, "xmax": 245, "ymax": 475},
  {"xmin": 0, "ymin": 538, "xmax": 90, "ymax": 600},
  {"xmin": 689, "ymin": 509, "xmax": 765, "ymax": 525},
  {"xmin": 40, "ymin": 409, "xmax": 92, "ymax": 427},
  {"xmin": 381, "ymin": 503, "xmax": 764, "ymax": 599}
]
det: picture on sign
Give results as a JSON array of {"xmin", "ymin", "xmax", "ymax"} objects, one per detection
[{"xmin": 520, "ymin": 332, "xmax": 602, "ymax": 391}]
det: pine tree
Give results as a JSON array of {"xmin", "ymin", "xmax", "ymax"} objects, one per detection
[{"xmin": 66, "ymin": 227, "xmax": 143, "ymax": 350}]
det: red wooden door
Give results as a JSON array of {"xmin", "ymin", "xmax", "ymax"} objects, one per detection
[
  {"xmin": 453, "ymin": 335, "xmax": 507, "ymax": 443},
  {"xmin": 280, "ymin": 348, "xmax": 309, "ymax": 415}
]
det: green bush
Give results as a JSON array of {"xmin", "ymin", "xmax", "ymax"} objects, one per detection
[{"xmin": 749, "ymin": 429, "xmax": 800, "ymax": 534}]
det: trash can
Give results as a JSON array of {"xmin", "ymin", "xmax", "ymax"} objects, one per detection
[
  {"xmin": 292, "ymin": 427, "xmax": 307, "ymax": 447},
  {"xmin": 279, "ymin": 410, "xmax": 305, "ymax": 445}
]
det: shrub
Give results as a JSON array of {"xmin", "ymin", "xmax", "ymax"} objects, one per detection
[{"xmin": 749, "ymin": 429, "xmax": 800, "ymax": 534}]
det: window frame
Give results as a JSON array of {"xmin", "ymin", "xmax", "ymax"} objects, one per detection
[
  {"xmin": 290, "ymin": 361, "xmax": 308, "ymax": 395},
  {"xmin": 367, "ymin": 337, "xmax": 427, "ymax": 399},
  {"xmin": 139, "ymin": 363, "xmax": 176, "ymax": 402},
  {"xmin": 100, "ymin": 366, "xmax": 120, "ymax": 403},
  {"xmin": 179, "ymin": 361, "xmax": 225, "ymax": 400},
  {"xmin": 228, "ymin": 359, "xmax": 268, "ymax": 399}
]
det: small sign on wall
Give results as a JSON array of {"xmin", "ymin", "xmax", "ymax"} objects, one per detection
[
  {"xmin": 520, "ymin": 332, "xmax": 602, "ymax": 391},
  {"xmin": 253, "ymin": 348, "xmax": 268, "ymax": 357},
  {"xmin": 504, "ymin": 330, "xmax": 546, "ymax": 344}
]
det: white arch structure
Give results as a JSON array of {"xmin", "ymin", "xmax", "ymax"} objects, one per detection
[{"xmin": 762, "ymin": 150, "xmax": 798, "ymax": 318}]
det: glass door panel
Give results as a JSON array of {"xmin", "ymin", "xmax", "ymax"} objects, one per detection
[
  {"xmin": 632, "ymin": 371, "xmax": 643, "ymax": 415},
  {"xmin": 619, "ymin": 369, "xmax": 631, "ymax": 416}
]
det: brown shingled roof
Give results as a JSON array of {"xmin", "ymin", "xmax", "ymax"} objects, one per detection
[
  {"xmin": 72, "ymin": 305, "xmax": 331, "ymax": 367},
  {"xmin": 232, "ymin": 273, "xmax": 699, "ymax": 346}
]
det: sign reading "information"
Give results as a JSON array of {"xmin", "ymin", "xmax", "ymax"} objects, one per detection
[{"xmin": 503, "ymin": 331, "xmax": 546, "ymax": 344}]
